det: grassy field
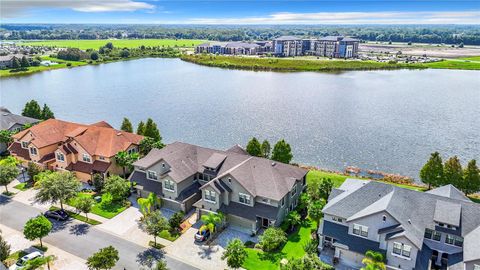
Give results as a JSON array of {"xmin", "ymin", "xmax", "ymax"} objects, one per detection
[
  {"xmin": 21, "ymin": 39, "xmax": 205, "ymax": 50},
  {"xmin": 424, "ymin": 59, "xmax": 480, "ymax": 70},
  {"xmin": 460, "ymin": 56, "xmax": 480, "ymax": 61},
  {"xmin": 243, "ymin": 219, "xmax": 317, "ymax": 270},
  {"xmin": 181, "ymin": 54, "xmax": 425, "ymax": 72},
  {"xmin": 0, "ymin": 56, "xmax": 87, "ymax": 78}
]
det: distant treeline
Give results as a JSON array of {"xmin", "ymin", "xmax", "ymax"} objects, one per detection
[{"xmin": 2, "ymin": 24, "xmax": 480, "ymax": 45}]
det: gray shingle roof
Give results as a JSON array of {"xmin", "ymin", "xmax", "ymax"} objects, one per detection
[
  {"xmin": 426, "ymin": 185, "xmax": 470, "ymax": 202},
  {"xmin": 202, "ymin": 153, "xmax": 227, "ymax": 169},
  {"xmin": 433, "ymin": 200, "xmax": 462, "ymax": 226},
  {"xmin": 220, "ymin": 201, "xmax": 278, "ymax": 221},
  {"xmin": 133, "ymin": 141, "xmax": 307, "ymax": 201},
  {"xmin": 323, "ymin": 179, "xmax": 480, "ymax": 250},
  {"xmin": 0, "ymin": 107, "xmax": 38, "ymax": 130},
  {"xmin": 274, "ymin": 36, "xmax": 301, "ymax": 41}
]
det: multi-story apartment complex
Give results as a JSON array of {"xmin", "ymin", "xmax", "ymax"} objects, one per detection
[
  {"xmin": 272, "ymin": 36, "xmax": 304, "ymax": 57},
  {"xmin": 129, "ymin": 142, "xmax": 308, "ymax": 234},
  {"xmin": 318, "ymin": 179, "xmax": 480, "ymax": 270},
  {"xmin": 310, "ymin": 36, "xmax": 360, "ymax": 58},
  {"xmin": 9, "ymin": 119, "xmax": 143, "ymax": 181},
  {"xmin": 195, "ymin": 41, "xmax": 261, "ymax": 55}
]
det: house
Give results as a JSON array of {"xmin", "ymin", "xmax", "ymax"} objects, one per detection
[
  {"xmin": 318, "ymin": 179, "xmax": 480, "ymax": 270},
  {"xmin": 129, "ymin": 142, "xmax": 308, "ymax": 234},
  {"xmin": 8, "ymin": 119, "xmax": 143, "ymax": 181},
  {"xmin": 0, "ymin": 107, "xmax": 39, "ymax": 153},
  {"xmin": 0, "ymin": 54, "xmax": 30, "ymax": 68}
]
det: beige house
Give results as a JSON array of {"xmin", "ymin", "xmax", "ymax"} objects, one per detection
[
  {"xmin": 129, "ymin": 142, "xmax": 308, "ymax": 234},
  {"xmin": 9, "ymin": 119, "xmax": 143, "ymax": 181}
]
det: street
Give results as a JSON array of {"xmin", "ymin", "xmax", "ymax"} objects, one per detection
[{"xmin": 0, "ymin": 196, "xmax": 198, "ymax": 270}]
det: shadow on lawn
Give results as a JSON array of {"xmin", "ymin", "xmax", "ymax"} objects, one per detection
[{"xmin": 258, "ymin": 250, "xmax": 286, "ymax": 263}]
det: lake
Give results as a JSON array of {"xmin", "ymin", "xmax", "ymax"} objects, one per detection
[{"xmin": 1, "ymin": 58, "xmax": 479, "ymax": 179}]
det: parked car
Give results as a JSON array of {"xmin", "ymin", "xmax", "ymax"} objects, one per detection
[
  {"xmin": 44, "ymin": 209, "xmax": 69, "ymax": 221},
  {"xmin": 194, "ymin": 227, "xmax": 211, "ymax": 242},
  {"xmin": 9, "ymin": 251, "xmax": 43, "ymax": 270}
]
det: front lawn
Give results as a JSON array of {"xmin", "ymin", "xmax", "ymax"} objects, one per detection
[
  {"xmin": 243, "ymin": 219, "xmax": 317, "ymax": 270},
  {"xmin": 159, "ymin": 230, "xmax": 180, "ymax": 241},
  {"xmin": 50, "ymin": 206, "xmax": 102, "ymax": 225},
  {"xmin": 68, "ymin": 192, "xmax": 128, "ymax": 219}
]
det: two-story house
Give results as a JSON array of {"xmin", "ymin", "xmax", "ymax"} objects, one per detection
[
  {"xmin": 8, "ymin": 119, "xmax": 143, "ymax": 181},
  {"xmin": 129, "ymin": 142, "xmax": 308, "ymax": 234},
  {"xmin": 318, "ymin": 179, "xmax": 480, "ymax": 270},
  {"xmin": 0, "ymin": 107, "xmax": 39, "ymax": 153}
]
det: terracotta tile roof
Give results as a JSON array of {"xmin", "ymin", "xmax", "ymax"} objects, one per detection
[
  {"xmin": 12, "ymin": 119, "xmax": 143, "ymax": 157},
  {"xmin": 8, "ymin": 142, "xmax": 30, "ymax": 161},
  {"xmin": 38, "ymin": 152, "xmax": 55, "ymax": 163},
  {"xmin": 66, "ymin": 160, "xmax": 111, "ymax": 174}
]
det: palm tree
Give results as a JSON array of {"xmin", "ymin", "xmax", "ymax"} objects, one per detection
[
  {"xmin": 286, "ymin": 211, "xmax": 301, "ymax": 231},
  {"xmin": 138, "ymin": 192, "xmax": 160, "ymax": 216},
  {"xmin": 361, "ymin": 250, "xmax": 386, "ymax": 270},
  {"xmin": 115, "ymin": 151, "xmax": 130, "ymax": 178},
  {"xmin": 201, "ymin": 212, "xmax": 224, "ymax": 233}
]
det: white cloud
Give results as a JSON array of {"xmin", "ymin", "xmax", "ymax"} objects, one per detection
[
  {"xmin": 1, "ymin": 0, "xmax": 155, "ymax": 18},
  {"xmin": 177, "ymin": 11, "xmax": 480, "ymax": 25}
]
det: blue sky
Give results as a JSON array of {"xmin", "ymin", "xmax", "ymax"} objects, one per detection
[{"xmin": 1, "ymin": 0, "xmax": 479, "ymax": 24}]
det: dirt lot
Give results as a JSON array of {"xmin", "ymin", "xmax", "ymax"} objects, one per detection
[{"xmin": 360, "ymin": 42, "xmax": 480, "ymax": 58}]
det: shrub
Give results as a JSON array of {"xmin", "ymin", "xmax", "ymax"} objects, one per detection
[
  {"xmin": 168, "ymin": 211, "xmax": 184, "ymax": 233},
  {"xmin": 258, "ymin": 227, "xmax": 287, "ymax": 252},
  {"xmin": 244, "ymin": 240, "xmax": 255, "ymax": 248}
]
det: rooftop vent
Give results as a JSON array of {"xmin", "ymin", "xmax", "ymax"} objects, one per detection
[
  {"xmin": 271, "ymin": 162, "xmax": 276, "ymax": 166},
  {"xmin": 116, "ymin": 132, "xmax": 122, "ymax": 136},
  {"xmin": 408, "ymin": 219, "xmax": 412, "ymax": 224}
]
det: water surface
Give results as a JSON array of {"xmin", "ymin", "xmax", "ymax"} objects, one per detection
[{"xmin": 1, "ymin": 58, "xmax": 479, "ymax": 179}]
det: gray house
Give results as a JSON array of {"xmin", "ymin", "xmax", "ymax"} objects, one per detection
[
  {"xmin": 0, "ymin": 107, "xmax": 38, "ymax": 153},
  {"xmin": 129, "ymin": 142, "xmax": 308, "ymax": 234},
  {"xmin": 318, "ymin": 179, "xmax": 480, "ymax": 270}
]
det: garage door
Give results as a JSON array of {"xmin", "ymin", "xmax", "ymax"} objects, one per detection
[{"xmin": 227, "ymin": 215, "xmax": 254, "ymax": 233}]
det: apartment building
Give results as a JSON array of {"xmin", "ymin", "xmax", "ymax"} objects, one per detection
[
  {"xmin": 318, "ymin": 179, "xmax": 480, "ymax": 270},
  {"xmin": 272, "ymin": 36, "xmax": 304, "ymax": 57},
  {"xmin": 9, "ymin": 119, "xmax": 143, "ymax": 181},
  {"xmin": 129, "ymin": 142, "xmax": 308, "ymax": 234}
]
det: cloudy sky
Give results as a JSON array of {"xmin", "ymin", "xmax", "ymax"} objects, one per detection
[{"xmin": 1, "ymin": 0, "xmax": 479, "ymax": 24}]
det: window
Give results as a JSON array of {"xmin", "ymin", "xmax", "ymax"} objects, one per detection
[
  {"xmin": 205, "ymin": 190, "xmax": 216, "ymax": 203},
  {"xmin": 21, "ymin": 141, "xmax": 29, "ymax": 148},
  {"xmin": 291, "ymin": 184, "xmax": 297, "ymax": 196},
  {"xmin": 56, "ymin": 152, "xmax": 65, "ymax": 162},
  {"xmin": 281, "ymin": 197, "xmax": 285, "ymax": 207},
  {"xmin": 239, "ymin": 193, "xmax": 251, "ymax": 205},
  {"xmin": 164, "ymin": 179, "xmax": 175, "ymax": 191},
  {"xmin": 332, "ymin": 216, "xmax": 344, "ymax": 223},
  {"xmin": 424, "ymin": 229, "xmax": 433, "ymax": 239},
  {"xmin": 82, "ymin": 153, "xmax": 91, "ymax": 163},
  {"xmin": 162, "ymin": 163, "xmax": 165, "ymax": 168},
  {"xmin": 127, "ymin": 148, "xmax": 137, "ymax": 155},
  {"xmin": 99, "ymin": 156, "xmax": 105, "ymax": 160},
  {"xmin": 147, "ymin": 170, "xmax": 158, "ymax": 180},
  {"xmin": 433, "ymin": 231, "xmax": 441, "ymax": 241},
  {"xmin": 393, "ymin": 242, "xmax": 411, "ymax": 258},
  {"xmin": 228, "ymin": 177, "xmax": 232, "ymax": 183},
  {"xmin": 454, "ymin": 236, "xmax": 463, "ymax": 247},
  {"xmin": 353, "ymin": 224, "xmax": 368, "ymax": 237},
  {"xmin": 382, "ymin": 215, "xmax": 387, "ymax": 222},
  {"xmin": 445, "ymin": 234, "xmax": 455, "ymax": 245},
  {"xmin": 262, "ymin": 198, "xmax": 271, "ymax": 204},
  {"xmin": 473, "ymin": 265, "xmax": 480, "ymax": 270},
  {"xmin": 29, "ymin": 147, "xmax": 37, "ymax": 155}
]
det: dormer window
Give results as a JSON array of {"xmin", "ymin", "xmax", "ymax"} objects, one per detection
[
  {"xmin": 56, "ymin": 152, "xmax": 65, "ymax": 162},
  {"xmin": 29, "ymin": 147, "xmax": 37, "ymax": 155},
  {"xmin": 82, "ymin": 153, "xmax": 91, "ymax": 163},
  {"xmin": 21, "ymin": 141, "xmax": 29, "ymax": 148}
]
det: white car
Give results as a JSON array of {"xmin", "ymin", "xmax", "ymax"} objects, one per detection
[{"xmin": 9, "ymin": 251, "xmax": 43, "ymax": 270}]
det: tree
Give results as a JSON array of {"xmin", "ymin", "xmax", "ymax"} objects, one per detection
[
  {"xmin": 420, "ymin": 152, "xmax": 444, "ymax": 189},
  {"xmin": 261, "ymin": 140, "xmax": 271, "ymax": 158},
  {"xmin": 258, "ymin": 227, "xmax": 287, "ymax": 252},
  {"xmin": 281, "ymin": 254, "xmax": 332, "ymax": 270},
  {"xmin": 120, "ymin": 117, "xmax": 133, "ymax": 132},
  {"xmin": 23, "ymin": 215, "xmax": 52, "ymax": 248},
  {"xmin": 246, "ymin": 137, "xmax": 262, "ymax": 157},
  {"xmin": 90, "ymin": 51, "xmax": 99, "ymax": 60},
  {"xmin": 138, "ymin": 192, "xmax": 160, "ymax": 216},
  {"xmin": 137, "ymin": 121, "xmax": 145, "ymax": 135},
  {"xmin": 25, "ymin": 255, "xmax": 55, "ymax": 270},
  {"xmin": 92, "ymin": 173, "xmax": 104, "ymax": 192},
  {"xmin": 0, "ymin": 130, "xmax": 14, "ymax": 145},
  {"xmin": 27, "ymin": 162, "xmax": 43, "ymax": 184},
  {"xmin": 286, "ymin": 211, "xmax": 301, "ymax": 231},
  {"xmin": 221, "ymin": 238, "xmax": 247, "ymax": 269},
  {"xmin": 103, "ymin": 175, "xmax": 130, "ymax": 202},
  {"xmin": 22, "ymin": 100, "xmax": 42, "ymax": 119},
  {"xmin": 154, "ymin": 260, "xmax": 169, "ymax": 270},
  {"xmin": 35, "ymin": 171, "xmax": 81, "ymax": 210},
  {"xmin": 143, "ymin": 118, "xmax": 162, "ymax": 142},
  {"xmin": 319, "ymin": 178, "xmax": 333, "ymax": 201},
  {"xmin": 115, "ymin": 151, "xmax": 138, "ymax": 177},
  {"xmin": 86, "ymin": 246, "xmax": 119, "ymax": 270},
  {"xmin": 308, "ymin": 201, "xmax": 324, "ymax": 224},
  {"xmin": 463, "ymin": 159, "xmax": 480, "ymax": 196},
  {"xmin": 139, "ymin": 137, "xmax": 164, "ymax": 156},
  {"xmin": 143, "ymin": 211, "xmax": 169, "ymax": 246},
  {"xmin": 12, "ymin": 57, "xmax": 21, "ymax": 69},
  {"xmin": 444, "ymin": 156, "xmax": 463, "ymax": 188},
  {"xmin": 75, "ymin": 196, "xmax": 94, "ymax": 221},
  {"xmin": 0, "ymin": 230, "xmax": 11, "ymax": 262},
  {"xmin": 168, "ymin": 211, "xmax": 184, "ymax": 233},
  {"xmin": 120, "ymin": 49, "xmax": 130, "ymax": 58},
  {"xmin": 105, "ymin": 42, "xmax": 114, "ymax": 49},
  {"xmin": 21, "ymin": 56, "xmax": 30, "ymax": 68},
  {"xmin": 41, "ymin": 104, "xmax": 55, "ymax": 120},
  {"xmin": 303, "ymin": 239, "xmax": 318, "ymax": 255},
  {"xmin": 0, "ymin": 163, "xmax": 19, "ymax": 194},
  {"xmin": 307, "ymin": 177, "xmax": 322, "ymax": 201},
  {"xmin": 201, "ymin": 212, "xmax": 224, "ymax": 233},
  {"xmin": 361, "ymin": 250, "xmax": 386, "ymax": 270},
  {"xmin": 271, "ymin": 139, "xmax": 293, "ymax": 164}
]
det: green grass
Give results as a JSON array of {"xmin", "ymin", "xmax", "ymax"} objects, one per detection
[
  {"xmin": 67, "ymin": 192, "xmax": 127, "ymax": 219},
  {"xmin": 32, "ymin": 244, "xmax": 48, "ymax": 252},
  {"xmin": 50, "ymin": 206, "xmax": 102, "ymax": 225},
  {"xmin": 13, "ymin": 183, "xmax": 31, "ymax": 191},
  {"xmin": 21, "ymin": 39, "xmax": 206, "ymax": 50},
  {"xmin": 159, "ymin": 230, "xmax": 180, "ymax": 241},
  {"xmin": 459, "ymin": 56, "xmax": 480, "ymax": 61},
  {"xmin": 0, "ymin": 56, "xmax": 87, "ymax": 78},
  {"xmin": 148, "ymin": 241, "xmax": 166, "ymax": 249},
  {"xmin": 243, "ymin": 219, "xmax": 317, "ymax": 270},
  {"xmin": 181, "ymin": 54, "xmax": 425, "ymax": 72},
  {"xmin": 424, "ymin": 59, "xmax": 480, "ymax": 70}
]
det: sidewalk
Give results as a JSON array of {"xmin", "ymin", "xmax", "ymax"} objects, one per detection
[{"xmin": 0, "ymin": 224, "xmax": 87, "ymax": 270}]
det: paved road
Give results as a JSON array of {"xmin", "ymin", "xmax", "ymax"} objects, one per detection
[{"xmin": 0, "ymin": 196, "xmax": 199, "ymax": 270}]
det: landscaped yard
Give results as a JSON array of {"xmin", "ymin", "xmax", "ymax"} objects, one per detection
[
  {"xmin": 243, "ymin": 219, "xmax": 317, "ymax": 270},
  {"xmin": 67, "ymin": 192, "xmax": 128, "ymax": 219},
  {"xmin": 13, "ymin": 182, "xmax": 30, "ymax": 191},
  {"xmin": 49, "ymin": 206, "xmax": 102, "ymax": 225}
]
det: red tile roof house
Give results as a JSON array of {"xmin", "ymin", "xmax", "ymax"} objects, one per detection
[{"xmin": 8, "ymin": 119, "xmax": 143, "ymax": 182}]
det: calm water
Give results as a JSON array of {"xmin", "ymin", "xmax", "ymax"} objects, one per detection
[{"xmin": 1, "ymin": 58, "xmax": 479, "ymax": 179}]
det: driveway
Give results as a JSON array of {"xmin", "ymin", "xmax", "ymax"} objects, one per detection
[{"xmin": 213, "ymin": 226, "xmax": 258, "ymax": 248}]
